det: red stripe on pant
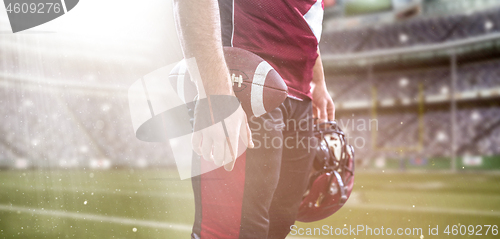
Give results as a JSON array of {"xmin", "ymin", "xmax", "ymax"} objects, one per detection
[{"xmin": 200, "ymin": 152, "xmax": 246, "ymax": 239}]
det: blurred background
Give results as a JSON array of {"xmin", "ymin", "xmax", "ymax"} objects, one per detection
[
  {"xmin": 324, "ymin": 0, "xmax": 500, "ymax": 172},
  {"xmin": 1, "ymin": 0, "xmax": 500, "ymax": 238}
]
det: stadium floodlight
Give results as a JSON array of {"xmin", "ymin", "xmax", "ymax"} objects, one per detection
[
  {"xmin": 31, "ymin": 139, "xmax": 39, "ymax": 146},
  {"xmin": 399, "ymin": 33, "xmax": 409, "ymax": 43},
  {"xmin": 441, "ymin": 86, "xmax": 449, "ymax": 95},
  {"xmin": 79, "ymin": 146, "xmax": 88, "ymax": 153},
  {"xmin": 90, "ymin": 159, "xmax": 111, "ymax": 170},
  {"xmin": 471, "ymin": 111, "xmax": 481, "ymax": 121},
  {"xmin": 399, "ymin": 77, "xmax": 409, "ymax": 87},
  {"xmin": 101, "ymin": 104, "xmax": 112, "ymax": 112},
  {"xmin": 485, "ymin": 20, "xmax": 494, "ymax": 31},
  {"xmin": 15, "ymin": 159, "xmax": 29, "ymax": 169},
  {"xmin": 136, "ymin": 159, "xmax": 148, "ymax": 169},
  {"xmin": 22, "ymin": 99, "xmax": 34, "ymax": 107},
  {"xmin": 436, "ymin": 131, "xmax": 448, "ymax": 142}
]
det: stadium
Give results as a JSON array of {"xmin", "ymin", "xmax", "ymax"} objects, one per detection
[{"xmin": 1, "ymin": 0, "xmax": 500, "ymax": 238}]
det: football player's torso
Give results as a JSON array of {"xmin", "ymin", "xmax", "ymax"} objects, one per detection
[{"xmin": 219, "ymin": 0, "xmax": 324, "ymax": 99}]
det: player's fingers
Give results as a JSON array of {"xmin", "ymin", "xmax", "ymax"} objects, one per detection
[
  {"xmin": 224, "ymin": 162, "xmax": 235, "ymax": 171},
  {"xmin": 201, "ymin": 135, "xmax": 213, "ymax": 162},
  {"xmin": 242, "ymin": 118, "xmax": 254, "ymax": 149},
  {"xmin": 319, "ymin": 101, "xmax": 328, "ymax": 121},
  {"xmin": 312, "ymin": 105, "xmax": 319, "ymax": 119},
  {"xmin": 225, "ymin": 125, "xmax": 238, "ymax": 164},
  {"xmin": 212, "ymin": 140, "xmax": 225, "ymax": 166},
  {"xmin": 328, "ymin": 100, "xmax": 335, "ymax": 121},
  {"xmin": 224, "ymin": 142, "xmax": 235, "ymax": 171},
  {"xmin": 191, "ymin": 131, "xmax": 202, "ymax": 155},
  {"xmin": 224, "ymin": 137, "xmax": 236, "ymax": 171}
]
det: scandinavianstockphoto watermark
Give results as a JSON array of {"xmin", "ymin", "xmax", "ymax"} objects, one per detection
[
  {"xmin": 129, "ymin": 59, "xmax": 379, "ymax": 179},
  {"xmin": 290, "ymin": 224, "xmax": 423, "ymax": 237},
  {"xmin": 337, "ymin": 117, "xmax": 379, "ymax": 149},
  {"xmin": 247, "ymin": 116, "xmax": 378, "ymax": 152},
  {"xmin": 290, "ymin": 224, "xmax": 499, "ymax": 237}
]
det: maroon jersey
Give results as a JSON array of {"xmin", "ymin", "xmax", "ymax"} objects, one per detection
[
  {"xmin": 219, "ymin": 0, "xmax": 324, "ymax": 100},
  {"xmin": 191, "ymin": 2, "xmax": 325, "ymax": 238}
]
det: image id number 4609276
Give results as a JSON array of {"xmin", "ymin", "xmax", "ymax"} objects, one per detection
[
  {"xmin": 443, "ymin": 225, "xmax": 498, "ymax": 236},
  {"xmin": 5, "ymin": 2, "xmax": 63, "ymax": 14}
]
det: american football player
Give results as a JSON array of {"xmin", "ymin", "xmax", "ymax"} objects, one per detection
[{"xmin": 173, "ymin": 0, "xmax": 335, "ymax": 238}]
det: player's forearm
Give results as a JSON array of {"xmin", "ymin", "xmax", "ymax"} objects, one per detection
[
  {"xmin": 311, "ymin": 49, "xmax": 327, "ymax": 88},
  {"xmin": 173, "ymin": 0, "xmax": 232, "ymax": 95}
]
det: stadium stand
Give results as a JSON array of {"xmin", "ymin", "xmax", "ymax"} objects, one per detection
[
  {"xmin": 330, "ymin": 56, "xmax": 500, "ymax": 162},
  {"xmin": 321, "ymin": 8, "xmax": 500, "ymax": 54},
  {"xmin": 329, "ymin": 58, "xmax": 500, "ymax": 102},
  {"xmin": 0, "ymin": 83, "xmax": 171, "ymax": 169},
  {"xmin": 339, "ymin": 106, "xmax": 500, "ymax": 161}
]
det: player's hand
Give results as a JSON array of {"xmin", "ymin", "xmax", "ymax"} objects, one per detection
[
  {"xmin": 191, "ymin": 96, "xmax": 254, "ymax": 171},
  {"xmin": 312, "ymin": 83, "xmax": 335, "ymax": 121}
]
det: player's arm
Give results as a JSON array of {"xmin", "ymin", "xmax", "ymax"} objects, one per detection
[
  {"xmin": 173, "ymin": 0, "xmax": 253, "ymax": 171},
  {"xmin": 311, "ymin": 49, "xmax": 335, "ymax": 121},
  {"xmin": 173, "ymin": 0, "xmax": 231, "ymax": 95}
]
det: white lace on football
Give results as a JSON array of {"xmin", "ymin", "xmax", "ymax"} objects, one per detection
[{"xmin": 231, "ymin": 74, "xmax": 243, "ymax": 87}]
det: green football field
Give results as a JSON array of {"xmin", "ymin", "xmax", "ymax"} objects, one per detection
[{"xmin": 0, "ymin": 169, "xmax": 499, "ymax": 239}]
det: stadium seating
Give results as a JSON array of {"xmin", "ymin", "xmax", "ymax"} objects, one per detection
[
  {"xmin": 0, "ymin": 85, "xmax": 170, "ymax": 169},
  {"xmin": 321, "ymin": 8, "xmax": 500, "ymax": 54},
  {"xmin": 339, "ymin": 106, "xmax": 500, "ymax": 161},
  {"xmin": 330, "ymin": 58, "xmax": 500, "ymax": 101},
  {"xmin": 332, "ymin": 57, "xmax": 500, "ymax": 160}
]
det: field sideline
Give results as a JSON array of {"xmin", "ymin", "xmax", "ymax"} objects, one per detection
[{"xmin": 1, "ymin": 169, "xmax": 499, "ymax": 238}]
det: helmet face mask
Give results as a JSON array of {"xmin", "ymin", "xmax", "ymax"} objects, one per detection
[
  {"xmin": 296, "ymin": 121, "xmax": 355, "ymax": 222},
  {"xmin": 325, "ymin": 132, "xmax": 343, "ymax": 162}
]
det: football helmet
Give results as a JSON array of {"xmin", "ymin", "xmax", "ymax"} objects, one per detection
[{"xmin": 296, "ymin": 121, "xmax": 355, "ymax": 222}]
